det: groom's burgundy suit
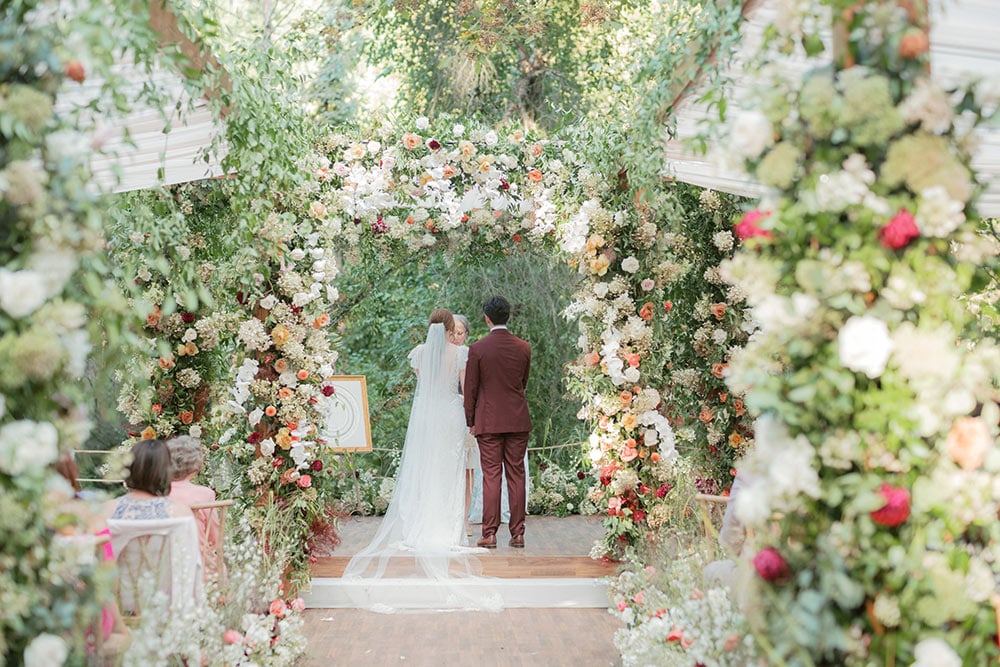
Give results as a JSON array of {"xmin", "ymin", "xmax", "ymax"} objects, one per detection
[{"xmin": 464, "ymin": 327, "xmax": 531, "ymax": 541}]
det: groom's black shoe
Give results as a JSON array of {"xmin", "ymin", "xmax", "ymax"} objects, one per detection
[
  {"xmin": 477, "ymin": 534, "xmax": 497, "ymax": 549},
  {"xmin": 509, "ymin": 535, "xmax": 524, "ymax": 548}
]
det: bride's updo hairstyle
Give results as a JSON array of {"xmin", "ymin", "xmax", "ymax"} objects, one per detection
[{"xmin": 428, "ymin": 308, "xmax": 454, "ymax": 332}]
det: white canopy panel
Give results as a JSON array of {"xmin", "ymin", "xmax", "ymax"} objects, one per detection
[{"xmin": 666, "ymin": 0, "xmax": 1000, "ymax": 216}]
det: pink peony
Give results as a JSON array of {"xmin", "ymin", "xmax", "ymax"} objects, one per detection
[
  {"xmin": 223, "ymin": 629, "xmax": 243, "ymax": 645},
  {"xmin": 269, "ymin": 599, "xmax": 287, "ymax": 618},
  {"xmin": 616, "ymin": 599, "xmax": 628, "ymax": 612},
  {"xmin": 879, "ymin": 210, "xmax": 920, "ymax": 249},
  {"xmin": 297, "ymin": 474, "xmax": 312, "ymax": 488},
  {"xmin": 734, "ymin": 210, "xmax": 773, "ymax": 240},
  {"xmin": 870, "ymin": 483, "xmax": 911, "ymax": 527},
  {"xmin": 290, "ymin": 597, "xmax": 306, "ymax": 612},
  {"xmin": 753, "ymin": 547, "xmax": 791, "ymax": 583}
]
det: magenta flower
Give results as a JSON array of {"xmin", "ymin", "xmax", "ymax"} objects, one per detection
[
  {"xmin": 734, "ymin": 210, "xmax": 773, "ymax": 240},
  {"xmin": 753, "ymin": 547, "xmax": 791, "ymax": 583},
  {"xmin": 879, "ymin": 210, "xmax": 920, "ymax": 250},
  {"xmin": 870, "ymin": 483, "xmax": 911, "ymax": 527}
]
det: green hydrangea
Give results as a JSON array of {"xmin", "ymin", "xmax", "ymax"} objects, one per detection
[
  {"xmin": 3, "ymin": 83, "xmax": 53, "ymax": 135},
  {"xmin": 0, "ymin": 328, "xmax": 64, "ymax": 389},
  {"xmin": 756, "ymin": 141, "xmax": 801, "ymax": 190},
  {"xmin": 837, "ymin": 74, "xmax": 904, "ymax": 147},
  {"xmin": 799, "ymin": 71, "xmax": 839, "ymax": 139},
  {"xmin": 881, "ymin": 132, "xmax": 972, "ymax": 203}
]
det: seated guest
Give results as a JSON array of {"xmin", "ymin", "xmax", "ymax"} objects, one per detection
[
  {"xmin": 167, "ymin": 435, "xmax": 223, "ymax": 578},
  {"xmin": 107, "ymin": 439, "xmax": 194, "ymax": 521}
]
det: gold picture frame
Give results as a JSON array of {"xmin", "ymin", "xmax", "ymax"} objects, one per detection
[{"xmin": 320, "ymin": 375, "xmax": 373, "ymax": 452}]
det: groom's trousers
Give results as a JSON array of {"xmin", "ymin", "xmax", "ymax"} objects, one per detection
[{"xmin": 477, "ymin": 431, "xmax": 529, "ymax": 539}]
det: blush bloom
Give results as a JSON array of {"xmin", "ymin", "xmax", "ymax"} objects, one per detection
[
  {"xmin": 734, "ymin": 210, "xmax": 773, "ymax": 240},
  {"xmin": 945, "ymin": 417, "xmax": 991, "ymax": 471},
  {"xmin": 870, "ymin": 483, "xmax": 911, "ymax": 527},
  {"xmin": 269, "ymin": 599, "xmax": 287, "ymax": 618},
  {"xmin": 753, "ymin": 547, "xmax": 791, "ymax": 583},
  {"xmin": 879, "ymin": 210, "xmax": 920, "ymax": 249}
]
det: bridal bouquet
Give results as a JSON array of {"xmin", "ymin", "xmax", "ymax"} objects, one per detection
[{"xmin": 720, "ymin": 2, "xmax": 1000, "ymax": 662}]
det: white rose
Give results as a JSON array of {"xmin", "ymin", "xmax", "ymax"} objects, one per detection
[
  {"xmin": 593, "ymin": 283, "xmax": 609, "ymax": 298},
  {"xmin": 731, "ymin": 111, "xmax": 775, "ymax": 159},
  {"xmin": 0, "ymin": 420, "xmax": 59, "ymax": 475},
  {"xmin": 0, "ymin": 269, "xmax": 49, "ymax": 318},
  {"xmin": 620, "ymin": 256, "xmax": 640, "ymax": 273},
  {"xmin": 23, "ymin": 633, "xmax": 68, "ymax": 667},
  {"xmin": 366, "ymin": 140, "xmax": 381, "ymax": 154},
  {"xmin": 289, "ymin": 249, "xmax": 307, "ymax": 261},
  {"xmin": 415, "ymin": 116, "xmax": 430, "ymax": 130},
  {"xmin": 910, "ymin": 638, "xmax": 960, "ymax": 667},
  {"xmin": 484, "ymin": 130, "xmax": 498, "ymax": 147},
  {"xmin": 189, "ymin": 425, "xmax": 202, "ymax": 438},
  {"xmin": 838, "ymin": 315, "xmax": 893, "ymax": 379},
  {"xmin": 452, "ymin": 124, "xmax": 465, "ymax": 136},
  {"xmin": 247, "ymin": 408, "xmax": 264, "ymax": 427},
  {"xmin": 623, "ymin": 367, "xmax": 640, "ymax": 383},
  {"xmin": 259, "ymin": 438, "xmax": 276, "ymax": 457}
]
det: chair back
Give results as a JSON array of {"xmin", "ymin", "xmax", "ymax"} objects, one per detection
[
  {"xmin": 187, "ymin": 499, "xmax": 234, "ymax": 585},
  {"xmin": 109, "ymin": 517, "xmax": 203, "ymax": 619}
]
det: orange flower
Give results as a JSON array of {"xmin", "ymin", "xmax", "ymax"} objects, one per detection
[
  {"xmin": 151, "ymin": 404, "xmax": 162, "ymax": 416},
  {"xmin": 946, "ymin": 417, "xmax": 991, "ymax": 470},
  {"xmin": 265, "ymin": 405, "xmax": 277, "ymax": 417},
  {"xmin": 899, "ymin": 27, "xmax": 929, "ymax": 59},
  {"xmin": 699, "ymin": 408, "xmax": 714, "ymax": 424},
  {"xmin": 529, "ymin": 142, "xmax": 544, "ymax": 158},
  {"xmin": 728, "ymin": 432, "xmax": 745, "ymax": 447},
  {"xmin": 278, "ymin": 387, "xmax": 294, "ymax": 400},
  {"xmin": 297, "ymin": 369, "xmax": 309, "ymax": 381},
  {"xmin": 442, "ymin": 164, "xmax": 458, "ymax": 179},
  {"xmin": 140, "ymin": 426, "xmax": 157, "ymax": 440},
  {"xmin": 710, "ymin": 303, "xmax": 727, "ymax": 320},
  {"xmin": 719, "ymin": 392, "xmax": 728, "ymax": 403},
  {"xmin": 527, "ymin": 169, "xmax": 543, "ymax": 183},
  {"xmin": 619, "ymin": 391, "xmax": 633, "ymax": 407},
  {"xmin": 710, "ymin": 363, "xmax": 727, "ymax": 379},
  {"xmin": 650, "ymin": 452, "xmax": 660, "ymax": 463},
  {"xmin": 639, "ymin": 302, "xmax": 654, "ymax": 321},
  {"xmin": 145, "ymin": 305, "xmax": 161, "ymax": 328},
  {"xmin": 178, "ymin": 411, "xmax": 194, "ymax": 425},
  {"xmin": 313, "ymin": 313, "xmax": 330, "ymax": 329},
  {"xmin": 157, "ymin": 354, "xmax": 175, "ymax": 370},
  {"xmin": 274, "ymin": 358, "xmax": 289, "ymax": 374},
  {"xmin": 626, "ymin": 353, "xmax": 640, "ymax": 368},
  {"xmin": 734, "ymin": 399, "xmax": 745, "ymax": 416}
]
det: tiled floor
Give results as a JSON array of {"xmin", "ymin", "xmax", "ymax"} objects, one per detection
[{"xmin": 300, "ymin": 515, "xmax": 623, "ymax": 666}]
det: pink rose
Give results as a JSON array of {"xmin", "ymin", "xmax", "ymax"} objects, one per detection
[
  {"xmin": 870, "ymin": 483, "xmax": 911, "ymax": 527},
  {"xmin": 640, "ymin": 278, "xmax": 655, "ymax": 291},
  {"xmin": 734, "ymin": 210, "xmax": 773, "ymax": 240},
  {"xmin": 269, "ymin": 599, "xmax": 287, "ymax": 618},
  {"xmin": 945, "ymin": 417, "xmax": 991, "ymax": 470},
  {"xmin": 223, "ymin": 629, "xmax": 243, "ymax": 645},
  {"xmin": 297, "ymin": 474, "xmax": 312, "ymax": 488},
  {"xmin": 753, "ymin": 547, "xmax": 791, "ymax": 583},
  {"xmin": 616, "ymin": 599, "xmax": 627, "ymax": 612},
  {"xmin": 879, "ymin": 210, "xmax": 920, "ymax": 250},
  {"xmin": 290, "ymin": 597, "xmax": 306, "ymax": 612}
]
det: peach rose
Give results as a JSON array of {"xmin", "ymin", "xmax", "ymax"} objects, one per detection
[
  {"xmin": 278, "ymin": 387, "xmax": 294, "ymax": 400},
  {"xmin": 442, "ymin": 164, "xmax": 458, "ymax": 179},
  {"xmin": 899, "ymin": 28, "xmax": 929, "ymax": 59},
  {"xmin": 145, "ymin": 305, "xmax": 161, "ymax": 328},
  {"xmin": 309, "ymin": 201, "xmax": 327, "ymax": 219},
  {"xmin": 946, "ymin": 417, "xmax": 991, "ymax": 470},
  {"xmin": 583, "ymin": 352, "xmax": 601, "ymax": 366},
  {"xmin": 297, "ymin": 369, "xmax": 309, "ymax": 380},
  {"xmin": 157, "ymin": 354, "xmax": 175, "ymax": 370},
  {"xmin": 619, "ymin": 391, "xmax": 633, "ymax": 407},
  {"xmin": 710, "ymin": 303, "xmax": 727, "ymax": 320},
  {"xmin": 711, "ymin": 363, "xmax": 727, "ymax": 379},
  {"xmin": 401, "ymin": 132, "xmax": 422, "ymax": 150},
  {"xmin": 699, "ymin": 408, "xmax": 714, "ymax": 424},
  {"xmin": 184, "ymin": 342, "xmax": 198, "ymax": 356},
  {"xmin": 626, "ymin": 353, "xmax": 640, "ymax": 368},
  {"xmin": 269, "ymin": 599, "xmax": 287, "ymax": 618},
  {"xmin": 313, "ymin": 313, "xmax": 330, "ymax": 329},
  {"xmin": 527, "ymin": 169, "xmax": 543, "ymax": 183},
  {"xmin": 178, "ymin": 411, "xmax": 194, "ymax": 425},
  {"xmin": 274, "ymin": 358, "xmax": 289, "ymax": 374},
  {"xmin": 529, "ymin": 142, "xmax": 544, "ymax": 158},
  {"xmin": 458, "ymin": 141, "xmax": 476, "ymax": 159},
  {"xmin": 265, "ymin": 405, "xmax": 277, "ymax": 417}
]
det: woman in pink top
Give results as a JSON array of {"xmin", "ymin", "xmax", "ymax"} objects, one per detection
[{"xmin": 166, "ymin": 436, "xmax": 222, "ymax": 579}]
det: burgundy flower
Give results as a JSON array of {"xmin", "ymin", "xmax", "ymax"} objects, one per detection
[
  {"xmin": 655, "ymin": 483, "xmax": 672, "ymax": 499},
  {"xmin": 734, "ymin": 210, "xmax": 773, "ymax": 240},
  {"xmin": 371, "ymin": 217, "xmax": 389, "ymax": 234},
  {"xmin": 499, "ymin": 178, "xmax": 510, "ymax": 191},
  {"xmin": 879, "ymin": 210, "xmax": 920, "ymax": 250},
  {"xmin": 311, "ymin": 459, "xmax": 324, "ymax": 472},
  {"xmin": 247, "ymin": 431, "xmax": 263, "ymax": 445},
  {"xmin": 427, "ymin": 139, "xmax": 441, "ymax": 151},
  {"xmin": 577, "ymin": 471, "xmax": 586, "ymax": 480},
  {"xmin": 321, "ymin": 385, "xmax": 335, "ymax": 397},
  {"xmin": 632, "ymin": 509, "xmax": 647, "ymax": 523},
  {"xmin": 181, "ymin": 312, "xmax": 195, "ymax": 324},
  {"xmin": 870, "ymin": 483, "xmax": 911, "ymax": 527},
  {"xmin": 753, "ymin": 547, "xmax": 791, "ymax": 583},
  {"xmin": 272, "ymin": 457, "xmax": 285, "ymax": 468},
  {"xmin": 236, "ymin": 291, "xmax": 246, "ymax": 304}
]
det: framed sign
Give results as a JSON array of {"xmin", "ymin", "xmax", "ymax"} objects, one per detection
[{"xmin": 319, "ymin": 375, "xmax": 373, "ymax": 452}]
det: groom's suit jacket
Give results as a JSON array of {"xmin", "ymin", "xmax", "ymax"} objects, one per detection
[{"xmin": 464, "ymin": 328, "xmax": 532, "ymax": 436}]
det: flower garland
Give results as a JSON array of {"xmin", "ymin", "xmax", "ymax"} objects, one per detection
[{"xmin": 720, "ymin": 2, "xmax": 1000, "ymax": 662}]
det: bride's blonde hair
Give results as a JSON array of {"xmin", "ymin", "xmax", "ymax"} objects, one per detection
[{"xmin": 428, "ymin": 308, "xmax": 454, "ymax": 332}]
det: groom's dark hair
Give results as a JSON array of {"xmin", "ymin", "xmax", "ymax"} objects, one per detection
[{"xmin": 482, "ymin": 296, "xmax": 511, "ymax": 325}]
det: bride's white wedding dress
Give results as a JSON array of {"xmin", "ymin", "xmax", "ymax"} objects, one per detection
[{"xmin": 341, "ymin": 322, "xmax": 502, "ymax": 612}]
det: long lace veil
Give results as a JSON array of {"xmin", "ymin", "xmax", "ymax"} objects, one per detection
[{"xmin": 341, "ymin": 323, "xmax": 502, "ymax": 612}]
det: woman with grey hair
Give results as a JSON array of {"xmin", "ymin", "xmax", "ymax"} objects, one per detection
[
  {"xmin": 167, "ymin": 435, "xmax": 221, "ymax": 577},
  {"xmin": 450, "ymin": 314, "xmax": 478, "ymax": 536}
]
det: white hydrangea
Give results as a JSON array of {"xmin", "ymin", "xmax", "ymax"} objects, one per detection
[
  {"xmin": 916, "ymin": 185, "xmax": 965, "ymax": 237},
  {"xmin": 0, "ymin": 268, "xmax": 48, "ymax": 318},
  {"xmin": 0, "ymin": 420, "xmax": 59, "ymax": 475},
  {"xmin": 730, "ymin": 111, "xmax": 774, "ymax": 159},
  {"xmin": 838, "ymin": 315, "xmax": 893, "ymax": 379}
]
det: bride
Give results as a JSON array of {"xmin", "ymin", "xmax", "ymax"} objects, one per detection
[{"xmin": 341, "ymin": 309, "xmax": 501, "ymax": 612}]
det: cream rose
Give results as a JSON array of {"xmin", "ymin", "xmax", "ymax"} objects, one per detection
[{"xmin": 945, "ymin": 417, "xmax": 991, "ymax": 470}]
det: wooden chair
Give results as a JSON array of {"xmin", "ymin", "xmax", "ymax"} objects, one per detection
[{"xmin": 188, "ymin": 499, "xmax": 234, "ymax": 585}]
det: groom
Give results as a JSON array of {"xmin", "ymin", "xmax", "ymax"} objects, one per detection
[{"xmin": 464, "ymin": 295, "xmax": 532, "ymax": 549}]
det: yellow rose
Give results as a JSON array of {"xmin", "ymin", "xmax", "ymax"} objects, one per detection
[
  {"xmin": 458, "ymin": 141, "xmax": 476, "ymax": 159},
  {"xmin": 586, "ymin": 234, "xmax": 605, "ymax": 252},
  {"xmin": 589, "ymin": 255, "xmax": 610, "ymax": 276},
  {"xmin": 621, "ymin": 412, "xmax": 638, "ymax": 431},
  {"xmin": 271, "ymin": 323, "xmax": 290, "ymax": 348},
  {"xmin": 309, "ymin": 201, "xmax": 327, "ymax": 219},
  {"xmin": 275, "ymin": 427, "xmax": 292, "ymax": 450}
]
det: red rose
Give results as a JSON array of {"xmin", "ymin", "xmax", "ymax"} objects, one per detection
[
  {"xmin": 632, "ymin": 509, "xmax": 646, "ymax": 523},
  {"xmin": 427, "ymin": 139, "xmax": 441, "ymax": 150},
  {"xmin": 753, "ymin": 547, "xmax": 791, "ymax": 583},
  {"xmin": 870, "ymin": 483, "xmax": 911, "ymax": 527},
  {"xmin": 499, "ymin": 179, "xmax": 510, "ymax": 191},
  {"xmin": 879, "ymin": 210, "xmax": 920, "ymax": 250},
  {"xmin": 321, "ymin": 385, "xmax": 335, "ymax": 397},
  {"xmin": 734, "ymin": 210, "xmax": 773, "ymax": 240},
  {"xmin": 311, "ymin": 460, "xmax": 324, "ymax": 472},
  {"xmin": 577, "ymin": 471, "xmax": 586, "ymax": 480}
]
